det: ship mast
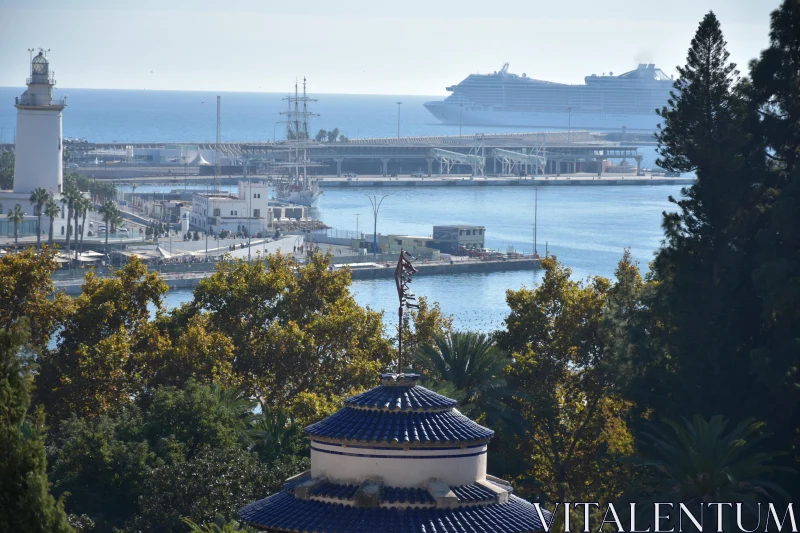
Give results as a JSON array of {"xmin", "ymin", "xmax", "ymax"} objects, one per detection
[{"xmin": 280, "ymin": 78, "xmax": 318, "ymax": 190}]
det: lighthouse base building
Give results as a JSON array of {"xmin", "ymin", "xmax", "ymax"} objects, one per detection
[{"xmin": 239, "ymin": 373, "xmax": 550, "ymax": 532}]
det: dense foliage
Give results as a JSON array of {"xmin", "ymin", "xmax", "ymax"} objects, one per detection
[{"xmin": 1, "ymin": 4, "xmax": 798, "ymax": 530}]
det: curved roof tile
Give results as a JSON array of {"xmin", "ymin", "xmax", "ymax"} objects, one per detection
[
  {"xmin": 305, "ymin": 407, "xmax": 493, "ymax": 444},
  {"xmin": 240, "ymin": 491, "xmax": 549, "ymax": 533},
  {"xmin": 346, "ymin": 384, "xmax": 458, "ymax": 411}
]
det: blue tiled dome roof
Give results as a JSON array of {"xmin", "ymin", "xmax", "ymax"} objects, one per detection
[
  {"xmin": 240, "ymin": 491, "xmax": 549, "ymax": 532},
  {"xmin": 346, "ymin": 384, "xmax": 457, "ymax": 411},
  {"xmin": 305, "ymin": 373, "xmax": 493, "ymax": 445},
  {"xmin": 305, "ymin": 406, "xmax": 493, "ymax": 444}
]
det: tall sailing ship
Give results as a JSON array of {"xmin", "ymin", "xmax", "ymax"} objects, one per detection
[
  {"xmin": 424, "ymin": 63, "xmax": 674, "ymax": 132},
  {"xmin": 275, "ymin": 78, "xmax": 323, "ymax": 206}
]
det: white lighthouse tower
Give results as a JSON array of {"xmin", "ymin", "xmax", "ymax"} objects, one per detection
[{"xmin": 13, "ymin": 49, "xmax": 66, "ymax": 195}]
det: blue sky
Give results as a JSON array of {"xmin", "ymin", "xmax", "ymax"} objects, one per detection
[{"xmin": 0, "ymin": 0, "xmax": 781, "ymax": 95}]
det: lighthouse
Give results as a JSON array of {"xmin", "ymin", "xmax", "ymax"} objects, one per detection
[
  {"xmin": 0, "ymin": 50, "xmax": 73, "ymax": 245},
  {"xmin": 13, "ymin": 49, "xmax": 66, "ymax": 195}
]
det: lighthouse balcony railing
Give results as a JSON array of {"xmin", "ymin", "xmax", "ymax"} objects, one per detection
[
  {"xmin": 26, "ymin": 75, "xmax": 56, "ymax": 85},
  {"xmin": 15, "ymin": 95, "xmax": 67, "ymax": 107}
]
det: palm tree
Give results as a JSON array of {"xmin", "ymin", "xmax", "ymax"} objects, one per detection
[
  {"xmin": 72, "ymin": 196, "xmax": 91, "ymax": 260},
  {"xmin": 6, "ymin": 204, "xmax": 25, "ymax": 247},
  {"xmin": 61, "ymin": 185, "xmax": 80, "ymax": 255},
  {"xmin": 416, "ymin": 331, "xmax": 519, "ymax": 429},
  {"xmin": 77, "ymin": 196, "xmax": 92, "ymax": 255},
  {"xmin": 98, "ymin": 200, "xmax": 118, "ymax": 252},
  {"xmin": 29, "ymin": 187, "xmax": 50, "ymax": 250},
  {"xmin": 628, "ymin": 415, "xmax": 790, "ymax": 531},
  {"xmin": 43, "ymin": 197, "xmax": 60, "ymax": 246}
]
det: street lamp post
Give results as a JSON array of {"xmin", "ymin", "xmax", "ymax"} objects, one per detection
[
  {"xmin": 396, "ymin": 102, "xmax": 402, "ymax": 139},
  {"xmin": 366, "ymin": 194, "xmax": 389, "ymax": 259},
  {"xmin": 355, "ymin": 213, "xmax": 360, "ymax": 236}
]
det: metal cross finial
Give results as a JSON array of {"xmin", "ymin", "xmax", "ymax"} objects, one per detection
[{"xmin": 394, "ymin": 248, "xmax": 419, "ymax": 375}]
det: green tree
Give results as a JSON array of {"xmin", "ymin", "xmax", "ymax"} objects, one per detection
[
  {"xmin": 656, "ymin": 11, "xmax": 741, "ymax": 174},
  {"xmin": 44, "ymin": 196, "xmax": 61, "ymax": 246},
  {"xmin": 48, "ymin": 409, "xmax": 154, "ymax": 533},
  {"xmin": 0, "ymin": 319, "xmax": 73, "ymax": 533},
  {"xmin": 0, "ymin": 247, "xmax": 71, "ymax": 349},
  {"xmin": 61, "ymin": 181, "xmax": 81, "ymax": 256},
  {"xmin": 183, "ymin": 516, "xmax": 255, "ymax": 533},
  {"xmin": 29, "ymin": 187, "xmax": 50, "ymax": 250},
  {"xmin": 314, "ymin": 129, "xmax": 327, "ymax": 142},
  {"xmin": 72, "ymin": 195, "xmax": 91, "ymax": 259},
  {"xmin": 326, "ymin": 128, "xmax": 340, "ymax": 143},
  {"xmin": 6, "ymin": 203, "xmax": 24, "ymax": 246},
  {"xmin": 631, "ymin": 11, "xmax": 766, "ymax": 423},
  {"xmin": 625, "ymin": 416, "xmax": 790, "ymax": 532},
  {"xmin": 748, "ymin": 0, "xmax": 800, "ymax": 497},
  {"xmin": 0, "ymin": 151, "xmax": 13, "ymax": 190},
  {"xmin": 399, "ymin": 296, "xmax": 453, "ymax": 374},
  {"xmin": 98, "ymin": 199, "xmax": 118, "ymax": 252},
  {"xmin": 37, "ymin": 256, "xmax": 169, "ymax": 419},
  {"xmin": 495, "ymin": 256, "xmax": 634, "ymax": 503},
  {"xmin": 185, "ymin": 252, "xmax": 392, "ymax": 419},
  {"xmin": 48, "ymin": 380, "xmax": 302, "ymax": 533},
  {"xmin": 416, "ymin": 331, "xmax": 517, "ymax": 429},
  {"xmin": 131, "ymin": 447, "xmax": 299, "ymax": 533}
]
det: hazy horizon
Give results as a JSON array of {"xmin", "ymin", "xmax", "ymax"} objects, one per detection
[{"xmin": 0, "ymin": 0, "xmax": 781, "ymax": 95}]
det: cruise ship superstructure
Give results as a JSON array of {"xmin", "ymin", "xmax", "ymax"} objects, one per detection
[{"xmin": 424, "ymin": 63, "xmax": 674, "ymax": 132}]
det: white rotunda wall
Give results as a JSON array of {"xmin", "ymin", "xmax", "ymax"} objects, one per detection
[
  {"xmin": 310, "ymin": 440, "xmax": 487, "ymax": 487},
  {"xmin": 14, "ymin": 109, "xmax": 63, "ymax": 195}
]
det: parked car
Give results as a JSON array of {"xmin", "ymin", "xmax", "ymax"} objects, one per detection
[{"xmin": 411, "ymin": 172, "xmax": 425, "ymax": 177}]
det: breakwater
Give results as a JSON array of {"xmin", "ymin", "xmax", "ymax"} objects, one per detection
[
  {"xmin": 52, "ymin": 257, "xmax": 540, "ymax": 295},
  {"xmin": 344, "ymin": 257, "xmax": 540, "ymax": 280}
]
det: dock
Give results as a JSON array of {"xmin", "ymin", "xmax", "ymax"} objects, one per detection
[
  {"xmin": 317, "ymin": 174, "xmax": 694, "ymax": 188},
  {"xmin": 51, "ymin": 257, "xmax": 540, "ymax": 295},
  {"xmin": 3, "ymin": 130, "xmax": 665, "ymax": 179}
]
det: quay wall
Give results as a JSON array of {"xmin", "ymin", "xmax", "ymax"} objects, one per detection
[
  {"xmin": 52, "ymin": 257, "xmax": 539, "ymax": 294},
  {"xmin": 319, "ymin": 176, "xmax": 695, "ymax": 188},
  {"xmin": 343, "ymin": 258, "xmax": 540, "ymax": 280}
]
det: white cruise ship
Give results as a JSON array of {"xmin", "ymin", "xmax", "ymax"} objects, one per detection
[{"xmin": 424, "ymin": 63, "xmax": 674, "ymax": 132}]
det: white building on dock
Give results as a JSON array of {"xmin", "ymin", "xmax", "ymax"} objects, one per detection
[{"xmin": 189, "ymin": 181, "xmax": 308, "ymax": 236}]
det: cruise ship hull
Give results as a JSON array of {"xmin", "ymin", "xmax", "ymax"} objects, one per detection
[{"xmin": 424, "ymin": 102, "xmax": 660, "ymax": 132}]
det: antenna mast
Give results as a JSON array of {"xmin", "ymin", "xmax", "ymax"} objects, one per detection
[{"xmin": 215, "ymin": 95, "xmax": 221, "ymax": 192}]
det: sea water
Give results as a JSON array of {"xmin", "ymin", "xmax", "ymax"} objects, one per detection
[
  {"xmin": 0, "ymin": 87, "xmax": 678, "ymax": 330},
  {"xmin": 163, "ymin": 184, "xmax": 681, "ymax": 331}
]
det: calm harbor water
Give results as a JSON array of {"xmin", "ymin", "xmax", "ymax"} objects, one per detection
[
  {"xmin": 0, "ymin": 86, "xmax": 679, "ymax": 331},
  {"xmin": 162, "ymin": 184, "xmax": 680, "ymax": 332}
]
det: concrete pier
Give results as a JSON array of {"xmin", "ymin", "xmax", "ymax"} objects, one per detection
[
  {"xmin": 318, "ymin": 174, "xmax": 695, "ymax": 188},
  {"xmin": 51, "ymin": 257, "xmax": 540, "ymax": 294}
]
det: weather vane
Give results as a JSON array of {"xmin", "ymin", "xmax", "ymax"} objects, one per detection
[{"xmin": 394, "ymin": 248, "xmax": 419, "ymax": 375}]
